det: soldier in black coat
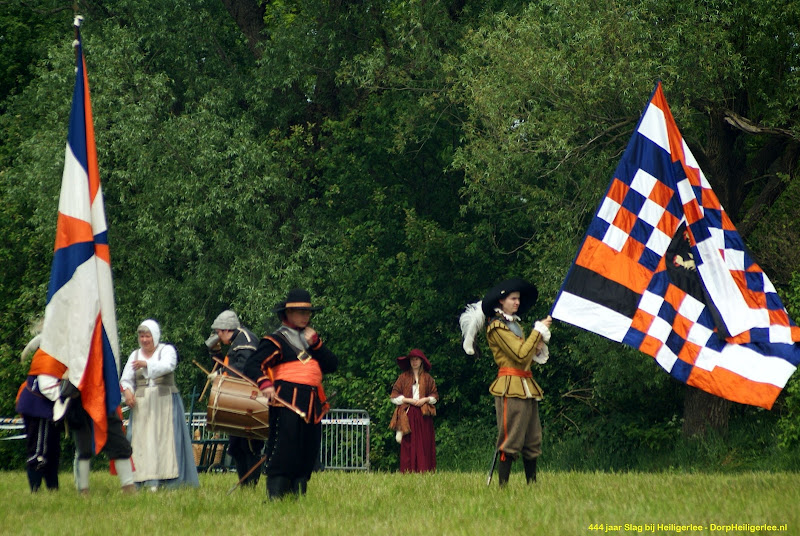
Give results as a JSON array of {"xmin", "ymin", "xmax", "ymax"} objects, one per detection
[{"xmin": 246, "ymin": 289, "xmax": 338, "ymax": 500}]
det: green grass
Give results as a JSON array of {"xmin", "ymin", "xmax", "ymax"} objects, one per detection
[{"xmin": 2, "ymin": 470, "xmax": 797, "ymax": 535}]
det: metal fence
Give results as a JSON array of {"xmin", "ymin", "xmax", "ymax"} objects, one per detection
[
  {"xmin": 187, "ymin": 413, "xmax": 231, "ymax": 472},
  {"xmin": 319, "ymin": 409, "xmax": 370, "ymax": 471},
  {"xmin": 2, "ymin": 410, "xmax": 371, "ymax": 472},
  {"xmin": 0, "ymin": 417, "xmax": 24, "ymax": 441},
  {"xmin": 190, "ymin": 408, "xmax": 370, "ymax": 472}
]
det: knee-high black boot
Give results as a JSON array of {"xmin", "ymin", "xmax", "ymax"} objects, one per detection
[
  {"xmin": 523, "ymin": 457, "xmax": 537, "ymax": 484},
  {"xmin": 497, "ymin": 457, "xmax": 513, "ymax": 488},
  {"xmin": 290, "ymin": 478, "xmax": 308, "ymax": 496},
  {"xmin": 26, "ymin": 466, "xmax": 43, "ymax": 492},
  {"xmin": 267, "ymin": 476, "xmax": 291, "ymax": 500}
]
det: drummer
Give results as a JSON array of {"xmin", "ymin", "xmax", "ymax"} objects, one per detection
[
  {"xmin": 246, "ymin": 289, "xmax": 338, "ymax": 500},
  {"xmin": 207, "ymin": 310, "xmax": 264, "ymax": 487}
]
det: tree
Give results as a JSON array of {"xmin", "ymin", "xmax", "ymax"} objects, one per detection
[
  {"xmin": 448, "ymin": 0, "xmax": 800, "ymax": 438},
  {"xmin": 1, "ymin": 0, "xmax": 798, "ymax": 470}
]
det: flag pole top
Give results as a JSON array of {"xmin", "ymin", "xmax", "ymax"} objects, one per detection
[{"xmin": 73, "ymin": 15, "xmax": 83, "ymax": 51}]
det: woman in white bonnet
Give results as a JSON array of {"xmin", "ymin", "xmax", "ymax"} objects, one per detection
[{"xmin": 120, "ymin": 319, "xmax": 199, "ymax": 490}]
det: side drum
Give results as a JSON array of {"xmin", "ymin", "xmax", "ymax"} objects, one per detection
[{"xmin": 206, "ymin": 375, "xmax": 270, "ymax": 440}]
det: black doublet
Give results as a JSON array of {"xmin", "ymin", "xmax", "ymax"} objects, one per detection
[{"xmin": 248, "ymin": 328, "xmax": 338, "ymax": 482}]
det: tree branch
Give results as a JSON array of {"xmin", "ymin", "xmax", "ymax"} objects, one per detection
[{"xmin": 722, "ymin": 110, "xmax": 800, "ymax": 142}]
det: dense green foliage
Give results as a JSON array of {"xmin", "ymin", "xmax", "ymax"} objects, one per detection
[{"xmin": 2, "ymin": 0, "xmax": 800, "ymax": 471}]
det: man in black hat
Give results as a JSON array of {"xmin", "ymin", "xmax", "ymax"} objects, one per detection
[
  {"xmin": 482, "ymin": 278, "xmax": 552, "ymax": 487},
  {"xmin": 207, "ymin": 309, "xmax": 264, "ymax": 487},
  {"xmin": 246, "ymin": 289, "xmax": 338, "ymax": 499}
]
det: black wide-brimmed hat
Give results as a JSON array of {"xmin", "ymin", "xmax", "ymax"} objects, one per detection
[
  {"xmin": 271, "ymin": 288, "xmax": 324, "ymax": 314},
  {"xmin": 396, "ymin": 348, "xmax": 432, "ymax": 372},
  {"xmin": 481, "ymin": 278, "xmax": 538, "ymax": 317}
]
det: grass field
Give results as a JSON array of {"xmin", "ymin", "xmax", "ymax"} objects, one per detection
[{"xmin": 2, "ymin": 469, "xmax": 797, "ymax": 535}]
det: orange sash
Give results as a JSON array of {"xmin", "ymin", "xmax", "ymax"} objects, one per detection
[
  {"xmin": 497, "ymin": 367, "xmax": 532, "ymax": 379},
  {"xmin": 17, "ymin": 350, "xmax": 68, "ymax": 404},
  {"xmin": 28, "ymin": 350, "xmax": 68, "ymax": 378},
  {"xmin": 273, "ymin": 360, "xmax": 327, "ymax": 402}
]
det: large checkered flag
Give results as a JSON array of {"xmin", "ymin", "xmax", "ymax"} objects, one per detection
[{"xmin": 551, "ymin": 82, "xmax": 800, "ymax": 409}]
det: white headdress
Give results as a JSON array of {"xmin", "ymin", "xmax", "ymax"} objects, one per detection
[{"xmin": 138, "ymin": 319, "xmax": 161, "ymax": 347}]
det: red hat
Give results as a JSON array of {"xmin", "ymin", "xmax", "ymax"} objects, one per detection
[{"xmin": 396, "ymin": 348, "xmax": 431, "ymax": 371}]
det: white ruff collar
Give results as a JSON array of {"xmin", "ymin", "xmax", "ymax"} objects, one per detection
[{"xmin": 494, "ymin": 308, "xmax": 520, "ymax": 323}]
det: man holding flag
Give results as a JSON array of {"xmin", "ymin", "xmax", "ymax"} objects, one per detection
[{"xmin": 31, "ymin": 16, "xmax": 135, "ymax": 495}]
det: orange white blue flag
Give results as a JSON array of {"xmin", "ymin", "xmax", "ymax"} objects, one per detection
[
  {"xmin": 551, "ymin": 82, "xmax": 800, "ymax": 409},
  {"xmin": 33, "ymin": 19, "xmax": 120, "ymax": 452}
]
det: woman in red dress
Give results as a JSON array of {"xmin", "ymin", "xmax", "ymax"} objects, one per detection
[{"xmin": 389, "ymin": 349, "xmax": 439, "ymax": 473}]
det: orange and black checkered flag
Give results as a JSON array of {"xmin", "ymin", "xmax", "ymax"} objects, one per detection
[{"xmin": 552, "ymin": 82, "xmax": 800, "ymax": 409}]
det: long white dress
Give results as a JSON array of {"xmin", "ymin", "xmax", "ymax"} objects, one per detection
[{"xmin": 120, "ymin": 342, "xmax": 199, "ymax": 488}]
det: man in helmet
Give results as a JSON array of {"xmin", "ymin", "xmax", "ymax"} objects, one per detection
[{"xmin": 208, "ymin": 309, "xmax": 264, "ymax": 487}]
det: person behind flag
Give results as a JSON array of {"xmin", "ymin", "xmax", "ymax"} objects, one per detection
[
  {"xmin": 33, "ymin": 16, "xmax": 134, "ymax": 496},
  {"xmin": 246, "ymin": 288, "xmax": 338, "ymax": 500},
  {"xmin": 206, "ymin": 309, "xmax": 264, "ymax": 487},
  {"xmin": 63, "ymin": 378, "xmax": 136, "ymax": 495},
  {"xmin": 463, "ymin": 278, "xmax": 552, "ymax": 487},
  {"xmin": 15, "ymin": 328, "xmax": 65, "ymax": 492},
  {"xmin": 389, "ymin": 348, "xmax": 439, "ymax": 473},
  {"xmin": 120, "ymin": 319, "xmax": 199, "ymax": 491}
]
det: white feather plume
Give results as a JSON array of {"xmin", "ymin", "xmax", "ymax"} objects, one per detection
[
  {"xmin": 459, "ymin": 301, "xmax": 485, "ymax": 355},
  {"xmin": 21, "ymin": 333, "xmax": 42, "ymax": 365}
]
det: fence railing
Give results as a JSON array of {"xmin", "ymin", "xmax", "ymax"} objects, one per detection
[
  {"xmin": 190, "ymin": 409, "xmax": 370, "ymax": 472},
  {"xmin": 320, "ymin": 409, "xmax": 370, "ymax": 471},
  {"xmin": 2, "ymin": 410, "xmax": 371, "ymax": 472},
  {"xmin": 0, "ymin": 417, "xmax": 24, "ymax": 441}
]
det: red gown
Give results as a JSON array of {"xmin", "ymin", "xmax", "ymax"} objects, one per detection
[{"xmin": 390, "ymin": 370, "xmax": 438, "ymax": 473}]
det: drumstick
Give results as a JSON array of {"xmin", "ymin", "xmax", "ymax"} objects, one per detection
[
  {"xmin": 271, "ymin": 393, "xmax": 307, "ymax": 420},
  {"xmin": 226, "ymin": 455, "xmax": 267, "ymax": 495},
  {"xmin": 193, "ymin": 360, "xmax": 213, "ymax": 376},
  {"xmin": 199, "ymin": 363, "xmax": 219, "ymax": 403},
  {"xmin": 211, "ymin": 357, "xmax": 307, "ymax": 420},
  {"xmin": 193, "ymin": 360, "xmax": 219, "ymax": 403},
  {"xmin": 211, "ymin": 357, "xmax": 257, "ymax": 386}
]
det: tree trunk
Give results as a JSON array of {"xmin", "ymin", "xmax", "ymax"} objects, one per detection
[
  {"xmin": 681, "ymin": 386, "xmax": 731, "ymax": 438},
  {"xmin": 678, "ymin": 108, "xmax": 745, "ymax": 438},
  {"xmin": 219, "ymin": 0, "xmax": 267, "ymax": 59},
  {"xmin": 704, "ymin": 109, "xmax": 748, "ymax": 219}
]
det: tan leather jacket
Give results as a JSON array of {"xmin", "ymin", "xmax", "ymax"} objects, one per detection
[{"xmin": 487, "ymin": 319, "xmax": 545, "ymax": 400}]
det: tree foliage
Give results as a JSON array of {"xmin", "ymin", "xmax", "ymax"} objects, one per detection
[{"xmin": 2, "ymin": 0, "xmax": 800, "ymax": 470}]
